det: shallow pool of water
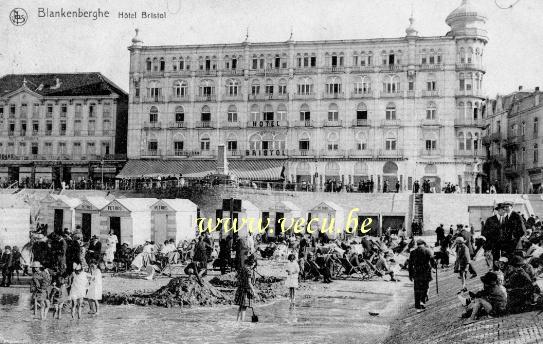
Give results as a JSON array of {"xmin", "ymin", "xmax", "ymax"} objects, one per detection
[{"xmin": 0, "ymin": 285, "xmax": 401, "ymax": 344}]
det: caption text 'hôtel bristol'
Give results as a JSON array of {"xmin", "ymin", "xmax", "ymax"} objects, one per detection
[{"xmin": 125, "ymin": 0, "xmax": 487, "ymax": 191}]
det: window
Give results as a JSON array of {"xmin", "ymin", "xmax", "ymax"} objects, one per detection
[
  {"xmin": 74, "ymin": 120, "xmax": 81, "ymax": 135},
  {"xmin": 227, "ymin": 140, "xmax": 238, "ymax": 151},
  {"xmin": 327, "ymin": 132, "xmax": 339, "ymax": 151},
  {"xmin": 357, "ymin": 103, "xmax": 368, "ymax": 121},
  {"xmin": 522, "ymin": 122, "xmax": 526, "ymax": 136},
  {"xmin": 408, "ymin": 78, "xmax": 414, "ymax": 91},
  {"xmin": 382, "ymin": 75, "xmax": 400, "ymax": 93},
  {"xmin": 534, "ymin": 118, "xmax": 539, "ymax": 137},
  {"xmin": 46, "ymin": 104, "xmax": 53, "ymax": 117},
  {"xmin": 326, "ymin": 77, "xmax": 341, "ymax": 94},
  {"xmin": 31, "ymin": 143, "xmax": 38, "ymax": 155},
  {"xmin": 73, "ymin": 142, "xmax": 81, "ymax": 156},
  {"xmin": 33, "ymin": 103, "xmax": 39, "ymax": 117},
  {"xmin": 179, "ymin": 57, "xmax": 185, "ymax": 70},
  {"xmin": 310, "ymin": 56, "xmax": 316, "ymax": 67},
  {"xmin": 299, "ymin": 139, "xmax": 310, "ymax": 150},
  {"xmin": 148, "ymin": 82, "xmax": 162, "ymax": 99},
  {"xmin": 297, "ymin": 78, "xmax": 313, "ymax": 95},
  {"xmin": 385, "ymin": 103, "xmax": 396, "ymax": 120},
  {"xmin": 251, "ymin": 79, "xmax": 260, "ymax": 95},
  {"xmin": 278, "ymin": 79, "xmax": 287, "ymax": 95},
  {"xmin": 174, "ymin": 141, "xmax": 184, "ymax": 154},
  {"xmin": 102, "ymin": 142, "xmax": 110, "ymax": 155},
  {"xmin": 427, "ymin": 79, "xmax": 436, "ymax": 91},
  {"xmin": 250, "ymin": 104, "xmax": 259, "ymax": 121},
  {"xmin": 535, "ymin": 144, "xmax": 539, "ymax": 163},
  {"xmin": 159, "ymin": 58, "xmax": 165, "ymax": 71},
  {"xmin": 21, "ymin": 104, "xmax": 27, "ymax": 117},
  {"xmin": 88, "ymin": 120, "xmax": 96, "ymax": 135},
  {"xmin": 425, "ymin": 139, "xmax": 437, "ymax": 150},
  {"xmin": 356, "ymin": 133, "xmax": 368, "ymax": 150},
  {"xmin": 227, "ymin": 79, "xmax": 239, "ymax": 96},
  {"xmin": 201, "ymin": 106, "xmax": 211, "ymax": 122},
  {"xmin": 103, "ymin": 119, "xmax": 111, "ymax": 133},
  {"xmin": 354, "ymin": 76, "xmax": 371, "ymax": 94},
  {"xmin": 265, "ymin": 79, "xmax": 274, "ymax": 95},
  {"xmin": 426, "ymin": 102, "xmax": 437, "ymax": 120},
  {"xmin": 58, "ymin": 142, "xmax": 67, "ymax": 155},
  {"xmin": 46, "ymin": 121, "xmax": 52, "ymax": 135},
  {"xmin": 18, "ymin": 142, "xmax": 26, "ymax": 155},
  {"xmin": 103, "ymin": 102, "xmax": 111, "ymax": 117},
  {"xmin": 8, "ymin": 122, "xmax": 15, "ymax": 135},
  {"xmin": 457, "ymin": 132, "xmax": 465, "ymax": 150},
  {"xmin": 146, "ymin": 58, "xmax": 152, "ymax": 71},
  {"xmin": 20, "ymin": 121, "xmax": 26, "ymax": 136},
  {"xmin": 299, "ymin": 104, "xmax": 310, "ymax": 121},
  {"xmin": 60, "ymin": 120, "xmax": 66, "ymax": 136},
  {"xmin": 200, "ymin": 137, "xmax": 210, "ymax": 150},
  {"xmin": 89, "ymin": 103, "xmax": 96, "ymax": 118},
  {"xmin": 227, "ymin": 105, "xmax": 238, "ymax": 122},
  {"xmin": 147, "ymin": 141, "xmax": 157, "ymax": 151},
  {"xmin": 32, "ymin": 121, "xmax": 39, "ymax": 135},
  {"xmin": 175, "ymin": 106, "xmax": 184, "ymax": 123},
  {"xmin": 263, "ymin": 104, "xmax": 274, "ymax": 121},
  {"xmin": 174, "ymin": 80, "xmax": 188, "ymax": 97},
  {"xmin": 60, "ymin": 104, "xmax": 67, "ymax": 117},
  {"xmin": 328, "ymin": 104, "xmax": 339, "ymax": 121},
  {"xmin": 385, "ymin": 138, "xmax": 397, "ymax": 150},
  {"xmin": 44, "ymin": 142, "xmax": 53, "ymax": 155},
  {"xmin": 277, "ymin": 104, "xmax": 287, "ymax": 121},
  {"xmin": 149, "ymin": 106, "xmax": 158, "ymax": 123},
  {"xmin": 75, "ymin": 103, "xmax": 82, "ymax": 117}
]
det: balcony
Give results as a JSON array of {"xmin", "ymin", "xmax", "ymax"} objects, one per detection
[
  {"xmin": 289, "ymin": 149, "xmax": 316, "ymax": 158},
  {"xmin": 293, "ymin": 120, "xmax": 318, "ymax": 128},
  {"xmin": 352, "ymin": 119, "xmax": 370, "ymax": 127},
  {"xmin": 196, "ymin": 94, "xmax": 216, "ymax": 102},
  {"xmin": 143, "ymin": 95, "xmax": 165, "ymax": 103},
  {"xmin": 246, "ymin": 120, "xmax": 288, "ymax": 129},
  {"xmin": 221, "ymin": 69, "xmax": 244, "ymax": 76},
  {"xmin": 294, "ymin": 67, "xmax": 317, "ymax": 75},
  {"xmin": 141, "ymin": 149, "xmax": 161, "ymax": 158},
  {"xmin": 32, "ymin": 130, "xmax": 39, "ymax": 136},
  {"xmin": 223, "ymin": 121, "xmax": 243, "ymax": 128},
  {"xmin": 454, "ymin": 118, "xmax": 485, "ymax": 127},
  {"xmin": 455, "ymin": 89, "xmax": 485, "ymax": 98},
  {"xmin": 322, "ymin": 92, "xmax": 345, "ymax": 99},
  {"xmin": 323, "ymin": 120, "xmax": 343, "ymax": 127},
  {"xmin": 382, "ymin": 64, "xmax": 403, "ymax": 72},
  {"xmin": 350, "ymin": 66, "xmax": 374, "ymax": 73},
  {"xmin": 247, "ymin": 94, "xmax": 266, "ymax": 101},
  {"xmin": 226, "ymin": 150, "xmax": 244, "ymax": 158},
  {"xmin": 265, "ymin": 93, "xmax": 289, "ymax": 100},
  {"xmin": 222, "ymin": 93, "xmax": 244, "ymax": 101},
  {"xmin": 455, "ymin": 149, "xmax": 484, "ymax": 157},
  {"xmin": 324, "ymin": 66, "xmax": 345, "ymax": 73},
  {"xmin": 456, "ymin": 63, "xmax": 486, "ymax": 73},
  {"xmin": 195, "ymin": 121, "xmax": 215, "ymax": 129},
  {"xmin": 406, "ymin": 90, "xmax": 416, "ymax": 98},
  {"xmin": 169, "ymin": 150, "xmax": 190, "ymax": 158},
  {"xmin": 143, "ymin": 121, "xmax": 162, "ymax": 130},
  {"xmin": 168, "ymin": 121, "xmax": 187, "ymax": 129},
  {"xmin": 258, "ymin": 68, "xmax": 288, "ymax": 76},
  {"xmin": 170, "ymin": 94, "xmax": 189, "ymax": 101},
  {"xmin": 421, "ymin": 90, "xmax": 440, "ymax": 97},
  {"xmin": 348, "ymin": 149, "xmax": 374, "ymax": 158},
  {"xmin": 101, "ymin": 154, "xmax": 127, "ymax": 161},
  {"xmin": 380, "ymin": 91, "xmax": 403, "ymax": 98},
  {"xmin": 420, "ymin": 64, "xmax": 443, "ymax": 71},
  {"xmin": 195, "ymin": 69, "xmax": 218, "ymax": 76},
  {"xmin": 351, "ymin": 90, "xmax": 373, "ymax": 98},
  {"xmin": 381, "ymin": 119, "xmax": 401, "ymax": 127},
  {"xmin": 320, "ymin": 149, "xmax": 346, "ymax": 158},
  {"xmin": 292, "ymin": 93, "xmax": 315, "ymax": 100},
  {"xmin": 378, "ymin": 149, "xmax": 404, "ymax": 158},
  {"xmin": 419, "ymin": 149, "xmax": 441, "ymax": 157},
  {"xmin": 421, "ymin": 119, "xmax": 442, "ymax": 127}
]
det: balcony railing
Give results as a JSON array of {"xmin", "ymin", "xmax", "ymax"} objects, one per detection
[
  {"xmin": 289, "ymin": 149, "xmax": 316, "ymax": 157},
  {"xmin": 420, "ymin": 64, "xmax": 443, "ymax": 70},
  {"xmin": 324, "ymin": 66, "xmax": 345, "ymax": 73},
  {"xmin": 170, "ymin": 150, "xmax": 190, "ymax": 157},
  {"xmin": 456, "ymin": 63, "xmax": 486, "ymax": 73},
  {"xmin": 226, "ymin": 150, "xmax": 244, "ymax": 157},
  {"xmin": 380, "ymin": 91, "xmax": 403, "ymax": 98},
  {"xmin": 190, "ymin": 150, "xmax": 217, "ymax": 158},
  {"xmin": 143, "ymin": 121, "xmax": 162, "ymax": 130},
  {"xmin": 143, "ymin": 95, "xmax": 165, "ymax": 103},
  {"xmin": 378, "ymin": 149, "xmax": 404, "ymax": 157},
  {"xmin": 293, "ymin": 120, "xmax": 318, "ymax": 128},
  {"xmin": 454, "ymin": 118, "xmax": 485, "ymax": 127},
  {"xmin": 352, "ymin": 119, "xmax": 370, "ymax": 127},
  {"xmin": 195, "ymin": 121, "xmax": 215, "ymax": 129},
  {"xmin": 350, "ymin": 66, "xmax": 374, "ymax": 73},
  {"xmin": 455, "ymin": 89, "xmax": 485, "ymax": 98},
  {"xmin": 421, "ymin": 119, "xmax": 442, "ymax": 127},
  {"xmin": 292, "ymin": 93, "xmax": 315, "ymax": 100},
  {"xmin": 222, "ymin": 93, "xmax": 244, "ymax": 101},
  {"xmin": 421, "ymin": 90, "xmax": 440, "ymax": 97},
  {"xmin": 196, "ymin": 94, "xmax": 216, "ymax": 102},
  {"xmin": 141, "ymin": 149, "xmax": 161, "ymax": 157},
  {"xmin": 221, "ymin": 69, "xmax": 244, "ymax": 76},
  {"xmin": 168, "ymin": 121, "xmax": 187, "ymax": 129},
  {"xmin": 381, "ymin": 119, "xmax": 401, "ymax": 127},
  {"xmin": 322, "ymin": 92, "xmax": 345, "ymax": 99},
  {"xmin": 348, "ymin": 149, "xmax": 374, "ymax": 158},
  {"xmin": 351, "ymin": 90, "xmax": 373, "ymax": 98},
  {"xmin": 170, "ymin": 94, "xmax": 189, "ymax": 101},
  {"xmin": 195, "ymin": 69, "xmax": 218, "ymax": 76},
  {"xmin": 223, "ymin": 121, "xmax": 243, "ymax": 128},
  {"xmin": 246, "ymin": 120, "xmax": 288, "ymax": 128},
  {"xmin": 323, "ymin": 120, "xmax": 343, "ymax": 127},
  {"xmin": 102, "ymin": 130, "xmax": 115, "ymax": 136},
  {"xmin": 419, "ymin": 149, "xmax": 441, "ymax": 157},
  {"xmin": 320, "ymin": 149, "xmax": 346, "ymax": 157},
  {"xmin": 294, "ymin": 67, "xmax": 317, "ymax": 75},
  {"xmin": 265, "ymin": 93, "xmax": 289, "ymax": 100}
]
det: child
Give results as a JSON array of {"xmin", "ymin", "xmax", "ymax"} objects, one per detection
[
  {"xmin": 285, "ymin": 253, "xmax": 300, "ymax": 307},
  {"xmin": 30, "ymin": 261, "xmax": 51, "ymax": 320},
  {"xmin": 11, "ymin": 246, "xmax": 23, "ymax": 283},
  {"xmin": 49, "ymin": 276, "xmax": 68, "ymax": 319},
  {"xmin": 454, "ymin": 237, "xmax": 470, "ymax": 291},
  {"xmin": 69, "ymin": 263, "xmax": 88, "ymax": 319},
  {"xmin": 86, "ymin": 261, "xmax": 103, "ymax": 315}
]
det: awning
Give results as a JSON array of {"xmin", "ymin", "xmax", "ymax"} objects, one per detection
[{"xmin": 117, "ymin": 159, "xmax": 285, "ymax": 181}]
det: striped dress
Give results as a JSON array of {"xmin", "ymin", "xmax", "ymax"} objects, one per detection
[{"xmin": 234, "ymin": 266, "xmax": 254, "ymax": 307}]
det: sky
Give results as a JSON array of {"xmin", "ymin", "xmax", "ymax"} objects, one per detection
[{"xmin": 0, "ymin": 0, "xmax": 542, "ymax": 97}]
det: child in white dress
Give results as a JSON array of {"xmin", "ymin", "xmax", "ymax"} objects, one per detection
[
  {"xmin": 285, "ymin": 254, "xmax": 300, "ymax": 306},
  {"xmin": 69, "ymin": 263, "xmax": 88, "ymax": 319},
  {"xmin": 86, "ymin": 262, "xmax": 103, "ymax": 315}
]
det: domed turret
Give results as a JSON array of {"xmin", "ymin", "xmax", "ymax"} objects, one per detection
[
  {"xmin": 405, "ymin": 16, "xmax": 418, "ymax": 37},
  {"xmin": 446, "ymin": 0, "xmax": 488, "ymax": 42},
  {"xmin": 131, "ymin": 28, "xmax": 143, "ymax": 46}
]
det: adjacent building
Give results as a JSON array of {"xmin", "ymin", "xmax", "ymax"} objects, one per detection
[
  {"xmin": 121, "ymin": 0, "xmax": 487, "ymax": 192},
  {"xmin": 0, "ymin": 73, "xmax": 128, "ymax": 187},
  {"xmin": 484, "ymin": 87, "xmax": 543, "ymax": 193}
]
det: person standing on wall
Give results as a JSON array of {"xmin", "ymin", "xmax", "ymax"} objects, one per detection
[{"xmin": 408, "ymin": 239, "xmax": 435, "ymax": 313}]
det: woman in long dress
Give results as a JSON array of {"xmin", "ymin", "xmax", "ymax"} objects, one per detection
[
  {"xmin": 234, "ymin": 255, "xmax": 257, "ymax": 322},
  {"xmin": 69, "ymin": 263, "xmax": 88, "ymax": 319},
  {"xmin": 105, "ymin": 230, "xmax": 118, "ymax": 263},
  {"xmin": 86, "ymin": 262, "xmax": 102, "ymax": 315},
  {"xmin": 285, "ymin": 253, "xmax": 300, "ymax": 306}
]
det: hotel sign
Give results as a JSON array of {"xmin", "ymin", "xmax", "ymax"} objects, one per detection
[
  {"xmin": 245, "ymin": 149, "xmax": 287, "ymax": 157},
  {"xmin": 250, "ymin": 120, "xmax": 283, "ymax": 128}
]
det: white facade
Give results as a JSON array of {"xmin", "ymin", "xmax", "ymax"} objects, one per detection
[{"xmin": 150, "ymin": 198, "xmax": 198, "ymax": 243}]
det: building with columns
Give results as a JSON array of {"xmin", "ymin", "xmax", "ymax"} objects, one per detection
[
  {"xmin": 122, "ymin": 0, "xmax": 488, "ymax": 192},
  {"xmin": 0, "ymin": 73, "xmax": 128, "ymax": 187}
]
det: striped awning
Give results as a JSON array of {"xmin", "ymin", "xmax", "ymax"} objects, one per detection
[{"xmin": 117, "ymin": 159, "xmax": 285, "ymax": 181}]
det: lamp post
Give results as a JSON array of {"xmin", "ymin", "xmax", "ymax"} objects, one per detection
[{"xmin": 101, "ymin": 159, "xmax": 104, "ymax": 190}]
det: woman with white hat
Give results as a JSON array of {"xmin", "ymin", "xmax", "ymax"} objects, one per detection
[{"xmin": 69, "ymin": 263, "xmax": 88, "ymax": 319}]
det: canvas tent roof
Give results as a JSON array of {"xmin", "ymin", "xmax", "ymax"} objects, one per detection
[{"xmin": 156, "ymin": 199, "xmax": 198, "ymax": 212}]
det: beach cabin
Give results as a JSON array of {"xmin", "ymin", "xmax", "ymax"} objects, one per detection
[
  {"xmin": 267, "ymin": 201, "xmax": 302, "ymax": 237},
  {"xmin": 220, "ymin": 200, "xmax": 260, "ymax": 238},
  {"xmin": 150, "ymin": 199, "xmax": 198, "ymax": 244},
  {"xmin": 307, "ymin": 201, "xmax": 345, "ymax": 239},
  {"xmin": 74, "ymin": 196, "xmax": 112, "ymax": 241},
  {"xmin": 41, "ymin": 194, "xmax": 81, "ymax": 234},
  {"xmin": 99, "ymin": 198, "xmax": 158, "ymax": 247},
  {"xmin": 0, "ymin": 194, "xmax": 31, "ymax": 248}
]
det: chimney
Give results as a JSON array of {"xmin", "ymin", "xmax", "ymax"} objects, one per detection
[
  {"xmin": 216, "ymin": 144, "xmax": 228, "ymax": 175},
  {"xmin": 519, "ymin": 86, "xmax": 523, "ymax": 91}
]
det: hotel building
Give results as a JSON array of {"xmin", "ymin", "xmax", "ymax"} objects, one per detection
[{"xmin": 122, "ymin": 0, "xmax": 488, "ymax": 191}]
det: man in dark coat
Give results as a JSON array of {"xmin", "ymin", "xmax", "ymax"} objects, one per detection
[
  {"xmin": 408, "ymin": 239, "xmax": 435, "ymax": 312},
  {"xmin": 501, "ymin": 202, "xmax": 526, "ymax": 257},
  {"xmin": 87, "ymin": 235, "xmax": 102, "ymax": 264},
  {"xmin": 482, "ymin": 204, "xmax": 505, "ymax": 264},
  {"xmin": 435, "ymin": 224, "xmax": 445, "ymax": 246},
  {"xmin": 0, "ymin": 246, "xmax": 13, "ymax": 287}
]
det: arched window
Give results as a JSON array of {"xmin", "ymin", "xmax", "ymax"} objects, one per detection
[
  {"xmin": 152, "ymin": 57, "xmax": 158, "ymax": 71},
  {"xmin": 325, "ymin": 162, "xmax": 341, "ymax": 177},
  {"xmin": 263, "ymin": 104, "xmax": 274, "ymax": 121},
  {"xmin": 326, "ymin": 77, "xmax": 342, "ymax": 94},
  {"xmin": 147, "ymin": 133, "xmax": 158, "ymax": 152},
  {"xmin": 226, "ymin": 132, "xmax": 238, "ymax": 152},
  {"xmin": 385, "ymin": 103, "xmax": 396, "ymax": 120},
  {"xmin": 300, "ymin": 104, "xmax": 310, "ymax": 122},
  {"xmin": 147, "ymin": 80, "xmax": 161, "ymax": 99},
  {"xmin": 199, "ymin": 79, "xmax": 214, "ymax": 97},
  {"xmin": 426, "ymin": 73, "xmax": 436, "ymax": 91},
  {"xmin": 200, "ymin": 134, "xmax": 210, "ymax": 151},
  {"xmin": 297, "ymin": 77, "xmax": 313, "ymax": 95},
  {"xmin": 173, "ymin": 80, "xmax": 188, "ymax": 98},
  {"xmin": 173, "ymin": 133, "xmax": 185, "ymax": 155},
  {"xmin": 424, "ymin": 132, "xmax": 438, "ymax": 151},
  {"xmin": 227, "ymin": 105, "xmax": 237, "ymax": 122},
  {"xmin": 251, "ymin": 79, "xmax": 260, "ymax": 95},
  {"xmin": 149, "ymin": 106, "xmax": 158, "ymax": 123},
  {"xmin": 201, "ymin": 105, "xmax": 211, "ymax": 123},
  {"xmin": 175, "ymin": 106, "xmax": 184, "ymax": 123},
  {"xmin": 466, "ymin": 132, "xmax": 473, "ymax": 150},
  {"xmin": 250, "ymin": 104, "xmax": 259, "ymax": 121},
  {"xmin": 534, "ymin": 118, "xmax": 539, "ymax": 136},
  {"xmin": 354, "ymin": 76, "xmax": 371, "ymax": 95},
  {"xmin": 522, "ymin": 121, "xmax": 526, "ymax": 136},
  {"xmin": 356, "ymin": 103, "xmax": 368, "ymax": 124},
  {"xmin": 159, "ymin": 58, "xmax": 165, "ymax": 71},
  {"xmin": 146, "ymin": 58, "xmax": 152, "ymax": 71},
  {"xmin": 457, "ymin": 132, "xmax": 465, "ymax": 150},
  {"xmin": 277, "ymin": 104, "xmax": 287, "ymax": 121},
  {"xmin": 385, "ymin": 131, "xmax": 397, "ymax": 150},
  {"xmin": 382, "ymin": 75, "xmax": 400, "ymax": 93},
  {"xmin": 265, "ymin": 79, "xmax": 274, "ymax": 95},
  {"xmin": 226, "ymin": 79, "xmax": 239, "ymax": 96},
  {"xmin": 179, "ymin": 57, "xmax": 185, "ymax": 70},
  {"xmin": 355, "ymin": 131, "xmax": 368, "ymax": 150},
  {"xmin": 299, "ymin": 131, "xmax": 310, "ymax": 151},
  {"xmin": 458, "ymin": 102, "xmax": 465, "ymax": 118},
  {"xmin": 328, "ymin": 103, "xmax": 339, "ymax": 122},
  {"xmin": 426, "ymin": 102, "xmax": 437, "ymax": 120},
  {"xmin": 278, "ymin": 78, "xmax": 287, "ymax": 95},
  {"xmin": 327, "ymin": 132, "xmax": 339, "ymax": 151}
]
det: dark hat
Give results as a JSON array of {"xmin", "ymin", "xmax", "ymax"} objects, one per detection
[
  {"xmin": 416, "ymin": 239, "xmax": 426, "ymax": 246},
  {"xmin": 502, "ymin": 202, "xmax": 513, "ymax": 207},
  {"xmin": 480, "ymin": 271, "xmax": 499, "ymax": 284},
  {"xmin": 495, "ymin": 203, "xmax": 504, "ymax": 210},
  {"xmin": 510, "ymin": 255, "xmax": 525, "ymax": 266}
]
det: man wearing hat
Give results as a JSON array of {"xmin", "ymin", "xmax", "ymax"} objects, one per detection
[
  {"xmin": 482, "ymin": 203, "xmax": 506, "ymax": 264},
  {"xmin": 408, "ymin": 239, "xmax": 435, "ymax": 312},
  {"xmin": 504, "ymin": 255, "xmax": 533, "ymax": 313},
  {"xmin": 500, "ymin": 202, "xmax": 526, "ymax": 257},
  {"xmin": 462, "ymin": 271, "xmax": 507, "ymax": 324}
]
